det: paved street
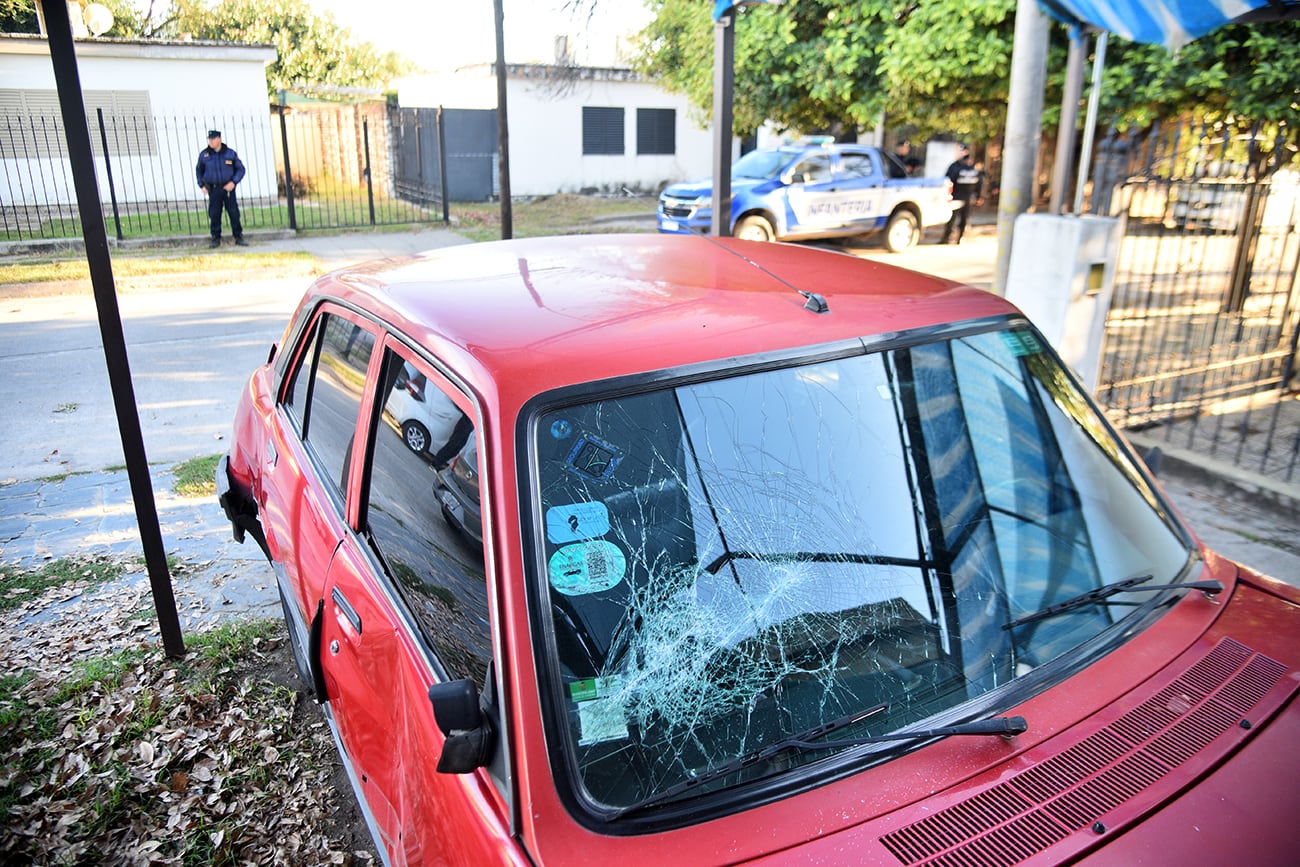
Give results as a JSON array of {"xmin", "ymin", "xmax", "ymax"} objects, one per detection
[{"xmin": 1, "ymin": 224, "xmax": 1296, "ymax": 624}]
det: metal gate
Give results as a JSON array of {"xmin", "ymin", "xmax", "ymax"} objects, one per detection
[
  {"xmin": 1097, "ymin": 122, "xmax": 1300, "ymax": 483},
  {"xmin": 389, "ymin": 106, "xmax": 496, "ymax": 205}
]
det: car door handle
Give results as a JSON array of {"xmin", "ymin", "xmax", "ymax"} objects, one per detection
[{"xmin": 331, "ymin": 586, "xmax": 362, "ymax": 635}]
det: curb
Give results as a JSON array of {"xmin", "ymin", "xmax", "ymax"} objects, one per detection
[
  {"xmin": 1128, "ymin": 432, "xmax": 1300, "ymax": 524},
  {"xmin": 0, "ymin": 228, "xmax": 298, "ymax": 258}
]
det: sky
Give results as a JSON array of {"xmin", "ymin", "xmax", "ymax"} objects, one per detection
[{"xmin": 306, "ymin": 0, "xmax": 653, "ymax": 72}]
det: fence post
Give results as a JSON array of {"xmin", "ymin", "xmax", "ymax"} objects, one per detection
[
  {"xmin": 96, "ymin": 108, "xmax": 124, "ymax": 241},
  {"xmin": 277, "ymin": 102, "xmax": 297, "ymax": 231},
  {"xmin": 363, "ymin": 116, "xmax": 376, "ymax": 225},
  {"xmin": 437, "ymin": 105, "xmax": 450, "ymax": 223}
]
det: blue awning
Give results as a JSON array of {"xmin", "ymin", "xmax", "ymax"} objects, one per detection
[{"xmin": 1038, "ymin": 0, "xmax": 1299, "ymax": 48}]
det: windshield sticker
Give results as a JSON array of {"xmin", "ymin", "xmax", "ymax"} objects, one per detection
[
  {"xmin": 549, "ymin": 540, "xmax": 627, "ymax": 596},
  {"xmin": 1001, "ymin": 330, "xmax": 1044, "ymax": 357},
  {"xmin": 546, "ymin": 501, "xmax": 611, "ymax": 544},
  {"xmin": 569, "ymin": 675, "xmax": 622, "ymax": 703},
  {"xmin": 565, "ymin": 435, "xmax": 623, "ymax": 481},
  {"xmin": 578, "ymin": 697, "xmax": 629, "ymax": 745},
  {"xmin": 550, "ymin": 418, "xmax": 573, "ymax": 440}
]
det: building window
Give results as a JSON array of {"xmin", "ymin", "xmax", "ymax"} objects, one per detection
[
  {"xmin": 636, "ymin": 108, "xmax": 675, "ymax": 156},
  {"xmin": 582, "ymin": 106, "xmax": 624, "ymax": 155},
  {"xmin": 0, "ymin": 89, "xmax": 157, "ymax": 159}
]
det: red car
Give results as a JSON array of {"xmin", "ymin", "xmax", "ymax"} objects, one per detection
[{"xmin": 218, "ymin": 235, "xmax": 1299, "ymax": 865}]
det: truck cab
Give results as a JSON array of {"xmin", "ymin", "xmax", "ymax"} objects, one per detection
[{"xmin": 657, "ymin": 142, "xmax": 956, "ymax": 251}]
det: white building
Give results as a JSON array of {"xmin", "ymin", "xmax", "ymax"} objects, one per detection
[
  {"xmin": 0, "ymin": 35, "xmax": 277, "ymax": 208},
  {"xmin": 398, "ymin": 62, "xmax": 729, "ymax": 197}
]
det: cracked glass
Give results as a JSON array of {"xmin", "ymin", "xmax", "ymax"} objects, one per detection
[{"xmin": 531, "ymin": 326, "xmax": 1192, "ymax": 815}]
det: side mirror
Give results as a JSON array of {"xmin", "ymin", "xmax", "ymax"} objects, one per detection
[
  {"xmin": 428, "ymin": 679, "xmax": 494, "ymax": 774},
  {"xmin": 788, "ymin": 172, "xmax": 806, "ymax": 185}
]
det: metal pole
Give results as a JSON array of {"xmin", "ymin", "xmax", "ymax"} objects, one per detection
[
  {"xmin": 437, "ymin": 105, "xmax": 450, "ymax": 224},
  {"xmin": 711, "ymin": 12, "xmax": 735, "ymax": 237},
  {"xmin": 96, "ymin": 107, "xmax": 124, "ymax": 240},
  {"xmin": 493, "ymin": 0, "xmax": 513, "ymax": 239},
  {"xmin": 277, "ymin": 102, "xmax": 297, "ymax": 230},
  {"xmin": 994, "ymin": 0, "xmax": 1051, "ymax": 295},
  {"xmin": 1074, "ymin": 30, "xmax": 1108, "ymax": 214},
  {"xmin": 39, "ymin": 0, "xmax": 184, "ymax": 658},
  {"xmin": 1050, "ymin": 30, "xmax": 1087, "ymax": 214},
  {"xmin": 363, "ymin": 116, "xmax": 376, "ymax": 225}
]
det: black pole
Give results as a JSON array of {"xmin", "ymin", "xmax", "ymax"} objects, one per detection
[
  {"xmin": 437, "ymin": 105, "xmax": 450, "ymax": 224},
  {"xmin": 39, "ymin": 0, "xmax": 184, "ymax": 658},
  {"xmin": 711, "ymin": 12, "xmax": 735, "ymax": 237},
  {"xmin": 95, "ymin": 108, "xmax": 123, "ymax": 241},
  {"xmin": 493, "ymin": 0, "xmax": 512, "ymax": 238},
  {"xmin": 363, "ymin": 116, "xmax": 376, "ymax": 226},
  {"xmin": 277, "ymin": 102, "xmax": 297, "ymax": 230}
]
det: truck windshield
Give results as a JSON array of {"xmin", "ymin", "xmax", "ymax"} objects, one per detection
[
  {"xmin": 732, "ymin": 148, "xmax": 800, "ymax": 180},
  {"xmin": 530, "ymin": 325, "xmax": 1192, "ymax": 816}
]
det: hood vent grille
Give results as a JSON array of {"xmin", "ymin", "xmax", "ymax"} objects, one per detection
[{"xmin": 880, "ymin": 638, "xmax": 1290, "ymax": 866}]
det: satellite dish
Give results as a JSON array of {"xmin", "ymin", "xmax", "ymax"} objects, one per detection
[{"xmin": 83, "ymin": 3, "xmax": 114, "ymax": 37}]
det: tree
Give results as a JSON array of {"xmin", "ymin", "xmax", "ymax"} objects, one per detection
[
  {"xmin": 163, "ymin": 0, "xmax": 412, "ymax": 98},
  {"xmin": 1099, "ymin": 20, "xmax": 1300, "ymax": 174}
]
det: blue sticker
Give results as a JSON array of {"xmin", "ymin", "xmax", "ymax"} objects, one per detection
[
  {"xmin": 546, "ymin": 501, "xmax": 611, "ymax": 544},
  {"xmin": 1000, "ymin": 329, "xmax": 1043, "ymax": 357},
  {"xmin": 565, "ymin": 435, "xmax": 623, "ymax": 481},
  {"xmin": 549, "ymin": 541, "xmax": 626, "ymax": 596},
  {"xmin": 550, "ymin": 419, "xmax": 572, "ymax": 440}
]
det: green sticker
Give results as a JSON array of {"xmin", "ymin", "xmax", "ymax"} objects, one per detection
[
  {"xmin": 1001, "ymin": 329, "xmax": 1043, "ymax": 357},
  {"xmin": 548, "ymin": 541, "xmax": 626, "ymax": 596},
  {"xmin": 569, "ymin": 675, "xmax": 621, "ymax": 703}
]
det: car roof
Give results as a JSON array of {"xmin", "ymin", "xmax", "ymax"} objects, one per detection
[{"xmin": 306, "ymin": 234, "xmax": 1016, "ymax": 412}]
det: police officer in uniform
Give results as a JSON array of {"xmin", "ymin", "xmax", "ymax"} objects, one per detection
[
  {"xmin": 196, "ymin": 130, "xmax": 247, "ymax": 247},
  {"xmin": 941, "ymin": 144, "xmax": 984, "ymax": 244}
]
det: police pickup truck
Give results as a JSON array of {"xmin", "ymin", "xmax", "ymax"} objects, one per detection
[{"xmin": 658, "ymin": 142, "xmax": 955, "ymax": 251}]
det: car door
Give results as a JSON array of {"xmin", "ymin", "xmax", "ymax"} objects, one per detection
[
  {"xmin": 256, "ymin": 304, "xmax": 379, "ymax": 645},
  {"xmin": 320, "ymin": 337, "xmax": 519, "ymax": 865},
  {"xmin": 782, "ymin": 151, "xmax": 842, "ymax": 233},
  {"xmin": 834, "ymin": 150, "xmax": 887, "ymax": 231}
]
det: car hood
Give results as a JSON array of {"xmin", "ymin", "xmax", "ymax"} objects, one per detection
[
  {"xmin": 749, "ymin": 573, "xmax": 1300, "ymax": 865},
  {"xmin": 661, "ymin": 177, "xmax": 770, "ymax": 199}
]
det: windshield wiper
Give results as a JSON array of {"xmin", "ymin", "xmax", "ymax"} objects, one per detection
[
  {"xmin": 1003, "ymin": 574, "xmax": 1223, "ymax": 632},
  {"xmin": 604, "ymin": 704, "xmax": 1026, "ymax": 821}
]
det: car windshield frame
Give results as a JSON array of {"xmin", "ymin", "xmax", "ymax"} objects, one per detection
[
  {"xmin": 731, "ymin": 147, "xmax": 804, "ymax": 180},
  {"xmin": 520, "ymin": 316, "xmax": 1198, "ymax": 830}
]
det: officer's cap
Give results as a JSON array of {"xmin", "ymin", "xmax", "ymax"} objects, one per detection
[{"xmin": 207, "ymin": 129, "xmax": 221, "ymax": 139}]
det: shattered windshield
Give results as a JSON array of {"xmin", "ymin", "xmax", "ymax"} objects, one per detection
[{"xmin": 530, "ymin": 326, "xmax": 1192, "ymax": 816}]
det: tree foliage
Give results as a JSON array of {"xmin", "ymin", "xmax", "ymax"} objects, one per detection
[
  {"xmin": 1, "ymin": 0, "xmax": 414, "ymax": 98},
  {"xmin": 633, "ymin": 0, "xmax": 1300, "ymax": 164},
  {"xmin": 164, "ymin": 0, "xmax": 412, "ymax": 97}
]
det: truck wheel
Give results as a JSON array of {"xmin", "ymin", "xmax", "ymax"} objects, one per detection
[
  {"xmin": 884, "ymin": 210, "xmax": 920, "ymax": 252},
  {"xmin": 735, "ymin": 215, "xmax": 776, "ymax": 242}
]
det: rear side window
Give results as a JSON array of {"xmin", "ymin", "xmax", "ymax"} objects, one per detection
[
  {"xmin": 364, "ymin": 347, "xmax": 492, "ymax": 684},
  {"xmin": 284, "ymin": 311, "xmax": 376, "ymax": 495}
]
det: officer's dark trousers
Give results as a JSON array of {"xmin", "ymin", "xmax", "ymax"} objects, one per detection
[
  {"xmin": 207, "ymin": 186, "xmax": 243, "ymax": 240},
  {"xmin": 943, "ymin": 199, "xmax": 971, "ymax": 243}
]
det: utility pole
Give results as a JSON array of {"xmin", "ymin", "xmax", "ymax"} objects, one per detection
[
  {"xmin": 493, "ymin": 0, "xmax": 512, "ymax": 239},
  {"xmin": 995, "ymin": 0, "xmax": 1051, "ymax": 295},
  {"xmin": 711, "ymin": 10, "xmax": 735, "ymax": 237}
]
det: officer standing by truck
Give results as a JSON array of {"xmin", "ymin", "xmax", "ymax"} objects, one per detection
[
  {"xmin": 196, "ymin": 130, "xmax": 247, "ymax": 248},
  {"xmin": 941, "ymin": 144, "xmax": 984, "ymax": 244}
]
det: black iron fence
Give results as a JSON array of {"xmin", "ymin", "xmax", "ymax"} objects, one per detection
[
  {"xmin": 1097, "ymin": 121, "xmax": 1300, "ymax": 482},
  {"xmin": 1, "ymin": 103, "xmax": 452, "ymax": 243}
]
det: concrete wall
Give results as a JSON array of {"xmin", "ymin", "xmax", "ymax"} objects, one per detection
[
  {"xmin": 0, "ymin": 36, "xmax": 277, "ymax": 206},
  {"xmin": 398, "ymin": 65, "xmax": 723, "ymax": 197}
]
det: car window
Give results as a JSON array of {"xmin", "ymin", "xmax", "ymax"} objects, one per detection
[
  {"xmin": 284, "ymin": 311, "xmax": 375, "ymax": 495},
  {"xmin": 791, "ymin": 153, "xmax": 832, "ymax": 184},
  {"xmin": 838, "ymin": 152, "xmax": 877, "ymax": 180},
  {"xmin": 530, "ymin": 325, "xmax": 1192, "ymax": 814},
  {"xmin": 363, "ymin": 346, "xmax": 492, "ymax": 685}
]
